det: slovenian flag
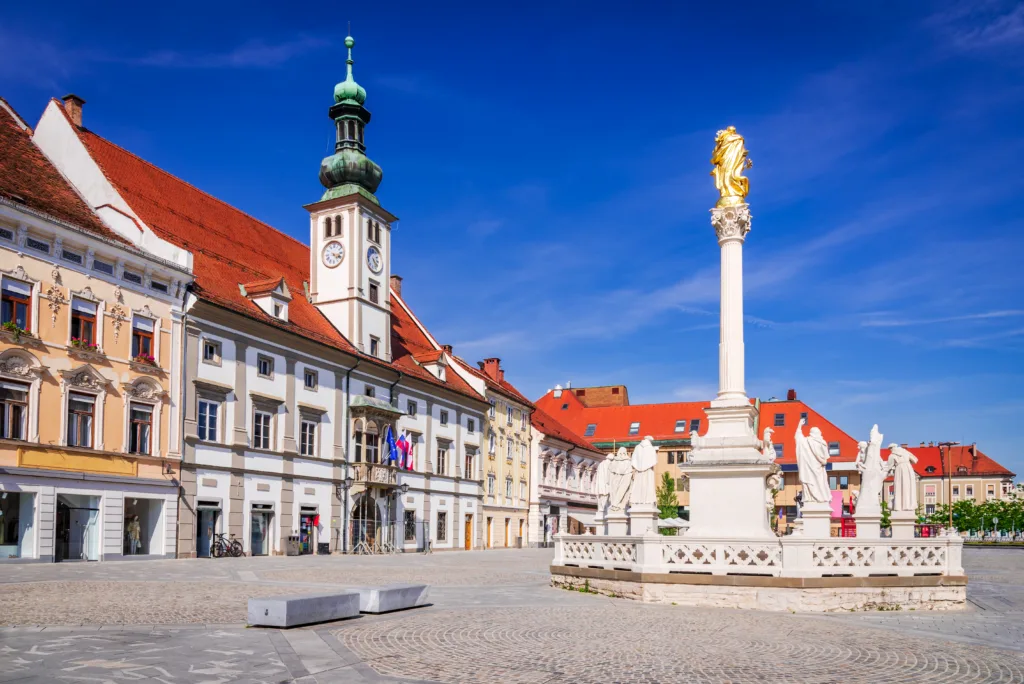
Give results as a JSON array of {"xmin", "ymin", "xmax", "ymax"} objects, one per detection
[
  {"xmin": 384, "ymin": 425, "xmax": 399, "ymax": 463},
  {"xmin": 397, "ymin": 433, "xmax": 412, "ymax": 470}
]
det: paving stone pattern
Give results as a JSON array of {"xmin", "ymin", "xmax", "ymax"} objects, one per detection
[{"xmin": 1, "ymin": 548, "xmax": 1023, "ymax": 683}]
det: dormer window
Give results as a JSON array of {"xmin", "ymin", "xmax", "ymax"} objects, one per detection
[
  {"xmin": 369, "ymin": 336, "xmax": 380, "ymax": 358},
  {"xmin": 242, "ymin": 278, "xmax": 291, "ymax": 322}
]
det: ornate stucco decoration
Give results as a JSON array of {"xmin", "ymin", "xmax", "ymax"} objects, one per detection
[
  {"xmin": 59, "ymin": 365, "xmax": 110, "ymax": 392},
  {"xmin": 122, "ymin": 377, "xmax": 168, "ymax": 402},
  {"xmin": 109, "ymin": 303, "xmax": 128, "ymax": 342},
  {"xmin": 0, "ymin": 350, "xmax": 43, "ymax": 379},
  {"xmin": 51, "ymin": 262, "xmax": 62, "ymax": 285},
  {"xmin": 710, "ymin": 204, "xmax": 752, "ymax": 243},
  {"xmin": 45, "ymin": 285, "xmax": 67, "ymax": 327}
]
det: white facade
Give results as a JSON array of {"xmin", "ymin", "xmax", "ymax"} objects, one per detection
[{"xmin": 529, "ymin": 429, "xmax": 604, "ymax": 547}]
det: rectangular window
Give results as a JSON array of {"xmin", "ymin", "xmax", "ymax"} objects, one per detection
[
  {"xmin": 467, "ymin": 418, "xmax": 475, "ymax": 434},
  {"xmin": 464, "ymin": 451, "xmax": 474, "ymax": 478},
  {"xmin": 256, "ymin": 354, "xmax": 273, "ymax": 378},
  {"xmin": 202, "ymin": 340, "xmax": 221, "ymax": 364},
  {"xmin": 198, "ymin": 399, "xmax": 219, "ymax": 442},
  {"xmin": 0, "ymin": 226, "xmax": 13, "ymax": 241},
  {"xmin": 667, "ymin": 452, "xmax": 675, "ymax": 465},
  {"xmin": 506, "ymin": 442, "xmax": 513, "ymax": 461},
  {"xmin": 131, "ymin": 317, "xmax": 155, "ymax": 361},
  {"xmin": 774, "ymin": 413, "xmax": 785, "ymax": 427},
  {"xmin": 952, "ymin": 485, "xmax": 960, "ymax": 499},
  {"xmin": 406, "ymin": 399, "xmax": 417, "ymax": 416},
  {"xmin": 506, "ymin": 406, "xmax": 513, "ymax": 425},
  {"xmin": 800, "ymin": 412, "xmax": 808, "ymax": 423},
  {"xmin": 122, "ymin": 270, "xmax": 143, "ymax": 285},
  {"xmin": 150, "ymin": 280, "xmax": 169, "ymax": 294},
  {"xmin": 436, "ymin": 511, "xmax": 448, "ymax": 542},
  {"xmin": 829, "ymin": 475, "xmax": 837, "ymax": 490},
  {"xmin": 365, "ymin": 385, "xmax": 375, "ymax": 398},
  {"xmin": 66, "ymin": 392, "xmax": 95, "ymax": 448},
  {"xmin": 436, "ymin": 446, "xmax": 447, "ymax": 475},
  {"xmin": 129, "ymin": 403, "xmax": 153, "ymax": 455},
  {"xmin": 70, "ymin": 298, "xmax": 98, "ymax": 346},
  {"xmin": 839, "ymin": 475, "xmax": 848, "ymax": 490},
  {"xmin": 925, "ymin": 504, "xmax": 936, "ymax": 515},
  {"xmin": 966, "ymin": 485, "xmax": 974, "ymax": 498},
  {"xmin": 353, "ymin": 430, "xmax": 363, "ymax": 463},
  {"xmin": 924, "ymin": 484, "xmax": 936, "ymax": 497},
  {"xmin": 62, "ymin": 248, "xmax": 83, "ymax": 265},
  {"xmin": 521, "ymin": 411, "xmax": 527, "ymax": 430},
  {"xmin": 369, "ymin": 336, "xmax": 380, "ymax": 358},
  {"xmin": 489, "ymin": 400, "xmax": 495, "ymax": 418},
  {"xmin": 828, "ymin": 442, "xmax": 840, "ymax": 457},
  {"xmin": 628, "ymin": 421, "xmax": 640, "ymax": 435},
  {"xmin": 0, "ymin": 382, "xmax": 29, "ymax": 440},
  {"xmin": 689, "ymin": 418, "xmax": 700, "ymax": 433},
  {"xmin": 440, "ymin": 410, "xmax": 449, "ymax": 426},
  {"xmin": 520, "ymin": 481, "xmax": 526, "ymax": 500},
  {"xmin": 368, "ymin": 282, "xmax": 379, "ymax": 304},
  {"xmin": 300, "ymin": 420, "xmax": 317, "ymax": 456},
  {"xmin": 1, "ymin": 278, "xmax": 32, "ymax": 332},
  {"xmin": 404, "ymin": 510, "xmax": 416, "ymax": 541},
  {"xmin": 366, "ymin": 432, "xmax": 379, "ymax": 463},
  {"xmin": 505, "ymin": 478, "xmax": 513, "ymax": 497},
  {"xmin": 25, "ymin": 236, "xmax": 49, "ymax": 254},
  {"xmin": 253, "ymin": 410, "xmax": 272, "ymax": 450},
  {"xmin": 92, "ymin": 258, "xmax": 114, "ymax": 275},
  {"xmin": 584, "ymin": 423, "xmax": 596, "ymax": 437},
  {"xmin": 303, "ymin": 369, "xmax": 318, "ymax": 390},
  {"xmin": 773, "ymin": 443, "xmax": 784, "ymax": 459},
  {"xmin": 488, "ymin": 474, "xmax": 495, "ymax": 494},
  {"xmin": 674, "ymin": 420, "xmax": 686, "ymax": 433},
  {"xmin": 987, "ymin": 484, "xmax": 995, "ymax": 498},
  {"xmin": 272, "ymin": 302, "xmax": 283, "ymax": 318}
]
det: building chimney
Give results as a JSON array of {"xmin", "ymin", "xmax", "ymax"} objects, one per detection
[
  {"xmin": 566, "ymin": 380, "xmax": 572, "ymax": 389},
  {"xmin": 787, "ymin": 388, "xmax": 797, "ymax": 401},
  {"xmin": 390, "ymin": 274, "xmax": 403, "ymax": 297},
  {"xmin": 928, "ymin": 441, "xmax": 934, "ymax": 447},
  {"xmin": 498, "ymin": 368, "xmax": 505, "ymax": 382},
  {"xmin": 482, "ymin": 357, "xmax": 501, "ymax": 382},
  {"xmin": 553, "ymin": 384, "xmax": 563, "ymax": 398},
  {"xmin": 441, "ymin": 344, "xmax": 452, "ymax": 354},
  {"xmin": 62, "ymin": 94, "xmax": 85, "ymax": 127}
]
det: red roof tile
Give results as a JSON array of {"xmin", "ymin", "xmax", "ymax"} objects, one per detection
[
  {"xmin": 450, "ymin": 355, "xmax": 535, "ymax": 409},
  {"xmin": 0, "ymin": 99, "xmax": 126, "ymax": 243},
  {"xmin": 757, "ymin": 401, "xmax": 860, "ymax": 464},
  {"xmin": 531, "ymin": 405, "xmax": 601, "ymax": 454},
  {"xmin": 882, "ymin": 445, "xmax": 1015, "ymax": 478}
]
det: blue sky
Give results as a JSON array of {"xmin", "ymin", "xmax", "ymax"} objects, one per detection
[{"xmin": 2, "ymin": 1, "xmax": 1023, "ymax": 474}]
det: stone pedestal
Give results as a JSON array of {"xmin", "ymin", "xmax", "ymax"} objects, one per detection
[
  {"xmin": 890, "ymin": 511, "xmax": 917, "ymax": 540},
  {"xmin": 799, "ymin": 502, "xmax": 833, "ymax": 538},
  {"xmin": 679, "ymin": 461, "xmax": 777, "ymax": 539},
  {"xmin": 855, "ymin": 512, "xmax": 882, "ymax": 539},
  {"xmin": 628, "ymin": 504, "xmax": 660, "ymax": 537},
  {"xmin": 606, "ymin": 510, "xmax": 630, "ymax": 536}
]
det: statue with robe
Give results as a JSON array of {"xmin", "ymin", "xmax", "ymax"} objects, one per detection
[
  {"xmin": 710, "ymin": 126, "xmax": 753, "ymax": 207},
  {"xmin": 889, "ymin": 444, "xmax": 920, "ymax": 512},
  {"xmin": 607, "ymin": 447, "xmax": 633, "ymax": 512},
  {"xmin": 628, "ymin": 436, "xmax": 658, "ymax": 508},
  {"xmin": 794, "ymin": 418, "xmax": 831, "ymax": 504},
  {"xmin": 596, "ymin": 457, "xmax": 611, "ymax": 518},
  {"xmin": 855, "ymin": 425, "xmax": 889, "ymax": 516},
  {"xmin": 761, "ymin": 427, "xmax": 775, "ymax": 461}
]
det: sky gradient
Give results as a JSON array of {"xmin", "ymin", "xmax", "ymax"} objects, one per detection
[{"xmin": 2, "ymin": 1, "xmax": 1022, "ymax": 474}]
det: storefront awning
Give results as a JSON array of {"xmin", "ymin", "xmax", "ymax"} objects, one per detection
[{"xmin": 568, "ymin": 510, "xmax": 597, "ymax": 527}]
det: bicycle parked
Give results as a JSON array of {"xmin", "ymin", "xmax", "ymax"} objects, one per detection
[{"xmin": 211, "ymin": 532, "xmax": 244, "ymax": 558}]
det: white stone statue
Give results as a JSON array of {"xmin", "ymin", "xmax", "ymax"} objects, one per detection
[
  {"xmin": 889, "ymin": 444, "xmax": 919, "ymax": 512},
  {"xmin": 628, "ymin": 436, "xmax": 658, "ymax": 508},
  {"xmin": 689, "ymin": 429, "xmax": 702, "ymax": 450},
  {"xmin": 854, "ymin": 425, "xmax": 889, "ymax": 516},
  {"xmin": 596, "ymin": 457, "xmax": 611, "ymax": 518},
  {"xmin": 765, "ymin": 471, "xmax": 782, "ymax": 509},
  {"xmin": 761, "ymin": 427, "xmax": 775, "ymax": 461},
  {"xmin": 607, "ymin": 447, "xmax": 633, "ymax": 512},
  {"xmin": 794, "ymin": 418, "xmax": 831, "ymax": 504}
]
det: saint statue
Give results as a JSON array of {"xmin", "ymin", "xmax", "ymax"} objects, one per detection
[
  {"xmin": 889, "ymin": 444, "xmax": 920, "ymax": 512},
  {"xmin": 628, "ymin": 436, "xmax": 658, "ymax": 508},
  {"xmin": 710, "ymin": 126, "xmax": 753, "ymax": 207},
  {"xmin": 794, "ymin": 418, "xmax": 831, "ymax": 504},
  {"xmin": 761, "ymin": 427, "xmax": 775, "ymax": 461},
  {"xmin": 607, "ymin": 447, "xmax": 633, "ymax": 512},
  {"xmin": 854, "ymin": 425, "xmax": 889, "ymax": 517},
  {"xmin": 596, "ymin": 456, "xmax": 611, "ymax": 518}
]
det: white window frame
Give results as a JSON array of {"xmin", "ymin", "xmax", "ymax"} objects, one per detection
[
  {"xmin": 198, "ymin": 398, "xmax": 220, "ymax": 442},
  {"xmin": 300, "ymin": 419, "xmax": 318, "ymax": 457},
  {"xmin": 253, "ymin": 408, "xmax": 274, "ymax": 450}
]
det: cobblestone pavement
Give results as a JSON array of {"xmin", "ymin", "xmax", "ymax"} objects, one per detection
[{"xmin": 1, "ymin": 548, "xmax": 1023, "ymax": 683}]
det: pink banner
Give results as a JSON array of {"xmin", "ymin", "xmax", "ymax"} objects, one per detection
[{"xmin": 831, "ymin": 490, "xmax": 844, "ymax": 518}]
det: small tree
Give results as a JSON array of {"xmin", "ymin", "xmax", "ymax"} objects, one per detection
[
  {"xmin": 656, "ymin": 472, "xmax": 678, "ymax": 536},
  {"xmin": 880, "ymin": 499, "xmax": 891, "ymax": 529}
]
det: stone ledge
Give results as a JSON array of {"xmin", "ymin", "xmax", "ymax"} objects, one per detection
[{"xmin": 551, "ymin": 564, "xmax": 968, "ymax": 589}]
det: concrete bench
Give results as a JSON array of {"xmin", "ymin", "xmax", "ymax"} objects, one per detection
[
  {"xmin": 247, "ymin": 591, "xmax": 360, "ymax": 628},
  {"xmin": 355, "ymin": 583, "xmax": 430, "ymax": 614}
]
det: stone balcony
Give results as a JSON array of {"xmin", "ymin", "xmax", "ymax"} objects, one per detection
[{"xmin": 352, "ymin": 462, "xmax": 398, "ymax": 487}]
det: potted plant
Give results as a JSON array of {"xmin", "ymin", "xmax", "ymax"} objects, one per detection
[
  {"xmin": 1, "ymin": 320, "xmax": 30, "ymax": 342},
  {"xmin": 133, "ymin": 352, "xmax": 157, "ymax": 367},
  {"xmin": 70, "ymin": 337, "xmax": 99, "ymax": 352}
]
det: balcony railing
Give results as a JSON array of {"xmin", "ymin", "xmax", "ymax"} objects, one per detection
[{"xmin": 353, "ymin": 463, "xmax": 398, "ymax": 487}]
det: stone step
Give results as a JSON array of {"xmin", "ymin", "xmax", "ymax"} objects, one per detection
[{"xmin": 247, "ymin": 592, "xmax": 360, "ymax": 628}]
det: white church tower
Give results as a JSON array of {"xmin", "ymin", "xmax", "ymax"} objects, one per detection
[{"xmin": 306, "ymin": 35, "xmax": 396, "ymax": 360}]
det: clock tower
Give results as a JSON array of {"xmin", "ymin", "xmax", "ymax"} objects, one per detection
[{"xmin": 306, "ymin": 35, "xmax": 396, "ymax": 360}]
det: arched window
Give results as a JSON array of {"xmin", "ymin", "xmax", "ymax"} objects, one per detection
[{"xmin": 324, "ymin": 216, "xmax": 332, "ymax": 239}]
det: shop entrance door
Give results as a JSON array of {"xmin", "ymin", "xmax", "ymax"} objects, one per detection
[
  {"xmin": 250, "ymin": 505, "xmax": 273, "ymax": 556},
  {"xmin": 56, "ymin": 495, "xmax": 100, "ymax": 562},
  {"xmin": 196, "ymin": 507, "xmax": 219, "ymax": 558},
  {"xmin": 464, "ymin": 514, "xmax": 473, "ymax": 550},
  {"xmin": 299, "ymin": 507, "xmax": 317, "ymax": 555}
]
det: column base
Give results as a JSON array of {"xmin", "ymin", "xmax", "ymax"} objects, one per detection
[
  {"xmin": 798, "ymin": 502, "xmax": 833, "ymax": 538},
  {"xmin": 607, "ymin": 511, "xmax": 630, "ymax": 536},
  {"xmin": 890, "ymin": 511, "xmax": 917, "ymax": 540},
  {"xmin": 628, "ymin": 504, "xmax": 660, "ymax": 537}
]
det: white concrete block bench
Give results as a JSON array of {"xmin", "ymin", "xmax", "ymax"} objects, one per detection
[
  {"xmin": 248, "ymin": 591, "xmax": 360, "ymax": 628},
  {"xmin": 355, "ymin": 584, "xmax": 430, "ymax": 614}
]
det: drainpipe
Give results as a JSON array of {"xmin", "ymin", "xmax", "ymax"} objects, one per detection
[
  {"xmin": 342, "ymin": 359, "xmax": 361, "ymax": 553},
  {"xmin": 176, "ymin": 284, "xmax": 194, "ymax": 558}
]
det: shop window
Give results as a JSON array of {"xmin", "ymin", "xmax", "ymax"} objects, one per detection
[
  {"xmin": 436, "ymin": 511, "xmax": 448, "ymax": 542},
  {"xmin": 300, "ymin": 420, "xmax": 317, "ymax": 456},
  {"xmin": 0, "ymin": 492, "xmax": 35, "ymax": 558},
  {"xmin": 66, "ymin": 392, "xmax": 95, "ymax": 447},
  {"xmin": 70, "ymin": 298, "xmax": 98, "ymax": 346},
  {"xmin": 129, "ymin": 403, "xmax": 153, "ymax": 455},
  {"xmin": 131, "ymin": 318, "xmax": 155, "ymax": 361},
  {"xmin": 0, "ymin": 381, "xmax": 28, "ymax": 440},
  {"xmin": 123, "ymin": 497, "xmax": 160, "ymax": 556},
  {"xmin": 1, "ymin": 278, "xmax": 31, "ymax": 331},
  {"xmin": 198, "ymin": 399, "xmax": 219, "ymax": 442},
  {"xmin": 253, "ymin": 409, "xmax": 273, "ymax": 449}
]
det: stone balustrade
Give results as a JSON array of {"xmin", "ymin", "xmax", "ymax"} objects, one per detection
[{"xmin": 553, "ymin": 534, "xmax": 964, "ymax": 579}]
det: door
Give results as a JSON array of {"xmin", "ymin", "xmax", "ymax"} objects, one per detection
[
  {"xmin": 505, "ymin": 519, "xmax": 510, "ymax": 547},
  {"xmin": 464, "ymin": 514, "xmax": 472, "ymax": 550},
  {"xmin": 486, "ymin": 517, "xmax": 492, "ymax": 548},
  {"xmin": 56, "ymin": 497, "xmax": 100, "ymax": 562},
  {"xmin": 197, "ymin": 509, "xmax": 217, "ymax": 558},
  {"xmin": 299, "ymin": 513, "xmax": 315, "ymax": 554},
  {"xmin": 251, "ymin": 511, "xmax": 270, "ymax": 556}
]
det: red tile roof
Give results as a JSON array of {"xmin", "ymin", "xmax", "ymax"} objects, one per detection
[
  {"xmin": 242, "ymin": 277, "xmax": 287, "ymax": 297},
  {"xmin": 882, "ymin": 445, "xmax": 1015, "ymax": 478},
  {"xmin": 531, "ymin": 405, "xmax": 601, "ymax": 454},
  {"xmin": 62, "ymin": 105, "xmax": 481, "ymax": 403},
  {"xmin": 0, "ymin": 99, "xmax": 126, "ymax": 243},
  {"xmin": 411, "ymin": 349, "xmax": 444, "ymax": 364},
  {"xmin": 450, "ymin": 355, "xmax": 535, "ymax": 409},
  {"xmin": 757, "ymin": 401, "xmax": 859, "ymax": 464}
]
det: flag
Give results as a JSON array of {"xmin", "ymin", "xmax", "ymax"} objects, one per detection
[
  {"xmin": 396, "ymin": 433, "xmax": 411, "ymax": 469},
  {"xmin": 385, "ymin": 425, "xmax": 399, "ymax": 463}
]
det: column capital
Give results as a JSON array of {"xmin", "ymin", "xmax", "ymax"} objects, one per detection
[{"xmin": 711, "ymin": 203, "xmax": 752, "ymax": 244}]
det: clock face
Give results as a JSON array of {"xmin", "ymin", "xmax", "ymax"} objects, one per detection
[
  {"xmin": 366, "ymin": 246, "xmax": 383, "ymax": 274},
  {"xmin": 322, "ymin": 240, "xmax": 345, "ymax": 268}
]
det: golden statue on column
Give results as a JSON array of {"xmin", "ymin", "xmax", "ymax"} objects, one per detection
[{"xmin": 710, "ymin": 126, "xmax": 753, "ymax": 207}]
